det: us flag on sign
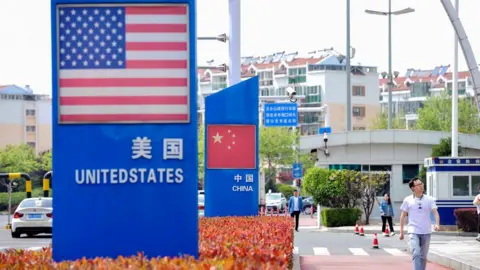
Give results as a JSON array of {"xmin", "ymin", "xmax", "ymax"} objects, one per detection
[{"xmin": 57, "ymin": 5, "xmax": 190, "ymax": 124}]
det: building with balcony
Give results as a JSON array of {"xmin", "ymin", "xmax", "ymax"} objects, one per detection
[
  {"xmin": 378, "ymin": 65, "xmax": 475, "ymax": 128},
  {"xmin": 0, "ymin": 85, "xmax": 52, "ymax": 154},
  {"xmin": 197, "ymin": 51, "xmax": 381, "ymax": 135}
]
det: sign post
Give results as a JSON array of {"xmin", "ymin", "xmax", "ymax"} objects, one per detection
[
  {"xmin": 292, "ymin": 163, "xmax": 303, "ymax": 179},
  {"xmin": 204, "ymin": 77, "xmax": 259, "ymax": 217},
  {"xmin": 263, "ymin": 103, "xmax": 298, "ymax": 127},
  {"xmin": 51, "ymin": 0, "xmax": 198, "ymax": 261}
]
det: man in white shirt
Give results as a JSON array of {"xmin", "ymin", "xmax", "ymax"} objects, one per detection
[
  {"xmin": 399, "ymin": 177, "xmax": 440, "ymax": 270},
  {"xmin": 474, "ymin": 184, "xmax": 480, "ymax": 242}
]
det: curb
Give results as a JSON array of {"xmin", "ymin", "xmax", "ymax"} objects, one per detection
[
  {"xmin": 428, "ymin": 250, "xmax": 480, "ymax": 270},
  {"xmin": 311, "ymin": 227, "xmax": 476, "ymax": 237},
  {"xmin": 292, "ymin": 250, "xmax": 300, "ymax": 270}
]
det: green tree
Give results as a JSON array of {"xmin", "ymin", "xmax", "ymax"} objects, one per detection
[
  {"xmin": 259, "ymin": 127, "xmax": 296, "ymax": 186},
  {"xmin": 40, "ymin": 150, "xmax": 52, "ymax": 171},
  {"xmin": 198, "ymin": 125, "xmax": 204, "ymax": 188},
  {"xmin": 419, "ymin": 137, "xmax": 461, "ymax": 184},
  {"xmin": 328, "ymin": 169, "xmax": 364, "ymax": 208},
  {"xmin": 276, "ymin": 183, "xmax": 297, "ymax": 199},
  {"xmin": 303, "ymin": 167, "xmax": 351, "ymax": 208},
  {"xmin": 415, "ymin": 92, "xmax": 480, "ymax": 134},
  {"xmin": 0, "ymin": 144, "xmax": 39, "ymax": 173},
  {"xmin": 370, "ymin": 110, "xmax": 406, "ymax": 130},
  {"xmin": 359, "ymin": 172, "xmax": 388, "ymax": 224}
]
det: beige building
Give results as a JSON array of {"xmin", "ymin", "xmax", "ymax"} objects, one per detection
[
  {"xmin": 197, "ymin": 51, "xmax": 380, "ymax": 134},
  {"xmin": 0, "ymin": 85, "xmax": 52, "ymax": 154}
]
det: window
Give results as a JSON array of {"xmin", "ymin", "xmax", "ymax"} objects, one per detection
[
  {"xmin": 402, "ymin": 164, "xmax": 419, "ymax": 184},
  {"xmin": 288, "ymin": 68, "xmax": 307, "ymax": 83},
  {"xmin": 472, "ymin": 176, "xmax": 480, "ymax": 194},
  {"xmin": 26, "ymin": 126, "xmax": 36, "ymax": 132},
  {"xmin": 353, "ymin": 126, "xmax": 366, "ymax": 130},
  {"xmin": 19, "ymin": 198, "xmax": 52, "ymax": 208},
  {"xmin": 27, "ymin": 142, "xmax": 36, "ymax": 148},
  {"xmin": 411, "ymin": 82, "xmax": 431, "ymax": 97},
  {"xmin": 452, "ymin": 175, "xmax": 470, "ymax": 196},
  {"xmin": 258, "ymin": 71, "xmax": 273, "ymax": 87},
  {"xmin": 352, "ymin": 86, "xmax": 365, "ymax": 96},
  {"xmin": 26, "ymin": 109, "xmax": 36, "ymax": 116},
  {"xmin": 352, "ymin": 106, "xmax": 366, "ymax": 117},
  {"xmin": 211, "ymin": 75, "xmax": 227, "ymax": 91}
]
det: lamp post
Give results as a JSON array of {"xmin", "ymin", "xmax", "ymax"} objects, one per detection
[
  {"xmin": 452, "ymin": 0, "xmax": 459, "ymax": 157},
  {"xmin": 365, "ymin": 1, "xmax": 415, "ymax": 129}
]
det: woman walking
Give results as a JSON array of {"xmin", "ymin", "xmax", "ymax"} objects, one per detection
[
  {"xmin": 380, "ymin": 192, "xmax": 395, "ymax": 236},
  {"xmin": 474, "ymin": 184, "xmax": 480, "ymax": 242}
]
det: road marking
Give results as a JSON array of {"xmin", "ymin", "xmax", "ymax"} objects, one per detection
[
  {"xmin": 313, "ymin": 247, "xmax": 330, "ymax": 256},
  {"xmin": 348, "ymin": 248, "xmax": 369, "ymax": 256},
  {"xmin": 299, "ymin": 226, "xmax": 318, "ymax": 230},
  {"xmin": 383, "ymin": 248, "xmax": 407, "ymax": 256},
  {"xmin": 293, "ymin": 246, "xmax": 299, "ymax": 254}
]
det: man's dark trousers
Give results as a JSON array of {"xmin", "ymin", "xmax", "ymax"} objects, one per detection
[{"xmin": 291, "ymin": 211, "xmax": 301, "ymax": 231}]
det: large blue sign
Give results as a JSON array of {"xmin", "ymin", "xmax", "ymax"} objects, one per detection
[
  {"xmin": 51, "ymin": 0, "xmax": 198, "ymax": 261},
  {"xmin": 204, "ymin": 77, "xmax": 259, "ymax": 217},
  {"xmin": 292, "ymin": 163, "xmax": 303, "ymax": 179},
  {"xmin": 263, "ymin": 103, "xmax": 298, "ymax": 127}
]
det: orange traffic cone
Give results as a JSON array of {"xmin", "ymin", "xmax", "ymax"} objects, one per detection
[
  {"xmin": 354, "ymin": 224, "xmax": 359, "ymax": 235},
  {"xmin": 384, "ymin": 227, "xmax": 390, "ymax": 237},
  {"xmin": 372, "ymin": 233, "xmax": 379, "ymax": 249},
  {"xmin": 359, "ymin": 226, "xmax": 365, "ymax": 236}
]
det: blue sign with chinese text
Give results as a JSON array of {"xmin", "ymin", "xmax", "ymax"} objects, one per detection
[
  {"xmin": 292, "ymin": 163, "xmax": 303, "ymax": 178},
  {"xmin": 263, "ymin": 103, "xmax": 298, "ymax": 127},
  {"xmin": 51, "ymin": 0, "xmax": 198, "ymax": 262},
  {"xmin": 319, "ymin": 127, "xmax": 332, "ymax": 134},
  {"xmin": 204, "ymin": 77, "xmax": 259, "ymax": 217}
]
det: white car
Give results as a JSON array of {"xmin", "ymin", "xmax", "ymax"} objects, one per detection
[
  {"xmin": 11, "ymin": 197, "xmax": 52, "ymax": 238},
  {"xmin": 198, "ymin": 194, "xmax": 205, "ymax": 217}
]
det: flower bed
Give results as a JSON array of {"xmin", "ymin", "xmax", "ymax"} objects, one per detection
[{"xmin": 0, "ymin": 216, "xmax": 294, "ymax": 269}]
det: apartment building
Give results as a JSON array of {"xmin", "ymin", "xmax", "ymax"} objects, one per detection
[
  {"xmin": 0, "ymin": 85, "xmax": 52, "ymax": 154},
  {"xmin": 378, "ymin": 65, "xmax": 474, "ymax": 128},
  {"xmin": 197, "ymin": 51, "xmax": 380, "ymax": 135}
]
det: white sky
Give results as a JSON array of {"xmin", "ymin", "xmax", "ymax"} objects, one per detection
[{"xmin": 0, "ymin": 0, "xmax": 479, "ymax": 96}]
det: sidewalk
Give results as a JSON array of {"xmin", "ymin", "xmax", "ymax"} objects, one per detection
[{"xmin": 315, "ymin": 225, "xmax": 477, "ymax": 237}]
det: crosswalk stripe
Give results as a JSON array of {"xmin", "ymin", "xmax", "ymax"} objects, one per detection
[
  {"xmin": 348, "ymin": 248, "xmax": 369, "ymax": 256},
  {"xmin": 383, "ymin": 248, "xmax": 407, "ymax": 256},
  {"xmin": 313, "ymin": 247, "xmax": 330, "ymax": 256}
]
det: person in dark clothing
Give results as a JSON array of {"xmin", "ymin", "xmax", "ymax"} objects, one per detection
[{"xmin": 288, "ymin": 190, "xmax": 303, "ymax": 232}]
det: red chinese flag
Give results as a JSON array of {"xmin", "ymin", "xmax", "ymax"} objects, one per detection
[{"xmin": 207, "ymin": 124, "xmax": 256, "ymax": 169}]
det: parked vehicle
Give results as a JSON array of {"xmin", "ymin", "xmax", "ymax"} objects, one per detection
[
  {"xmin": 302, "ymin": 197, "xmax": 317, "ymax": 215},
  {"xmin": 11, "ymin": 197, "xmax": 52, "ymax": 238},
  {"xmin": 266, "ymin": 191, "xmax": 287, "ymax": 213}
]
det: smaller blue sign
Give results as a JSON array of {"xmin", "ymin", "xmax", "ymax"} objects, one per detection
[
  {"xmin": 319, "ymin": 126, "xmax": 332, "ymax": 134},
  {"xmin": 263, "ymin": 103, "xmax": 298, "ymax": 127},
  {"xmin": 292, "ymin": 163, "xmax": 303, "ymax": 178}
]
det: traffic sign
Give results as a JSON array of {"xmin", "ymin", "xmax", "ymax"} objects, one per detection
[
  {"xmin": 292, "ymin": 163, "xmax": 303, "ymax": 178},
  {"xmin": 51, "ymin": 0, "xmax": 198, "ymax": 262},
  {"xmin": 204, "ymin": 77, "xmax": 259, "ymax": 217},
  {"xmin": 319, "ymin": 126, "xmax": 332, "ymax": 134},
  {"xmin": 263, "ymin": 103, "xmax": 298, "ymax": 127}
]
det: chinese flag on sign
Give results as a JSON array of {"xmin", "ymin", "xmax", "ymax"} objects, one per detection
[{"xmin": 207, "ymin": 125, "xmax": 256, "ymax": 169}]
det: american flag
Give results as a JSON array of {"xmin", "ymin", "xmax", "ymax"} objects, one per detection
[{"xmin": 57, "ymin": 5, "xmax": 190, "ymax": 124}]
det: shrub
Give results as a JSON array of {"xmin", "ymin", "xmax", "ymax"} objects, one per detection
[
  {"xmin": 0, "ymin": 216, "xmax": 294, "ymax": 269},
  {"xmin": 277, "ymin": 184, "xmax": 297, "ymax": 199},
  {"xmin": 454, "ymin": 208, "xmax": 478, "ymax": 232},
  {"xmin": 0, "ymin": 188, "xmax": 46, "ymax": 212},
  {"xmin": 321, "ymin": 208, "xmax": 362, "ymax": 227}
]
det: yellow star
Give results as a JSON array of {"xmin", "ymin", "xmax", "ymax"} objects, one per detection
[{"xmin": 212, "ymin": 132, "xmax": 223, "ymax": 143}]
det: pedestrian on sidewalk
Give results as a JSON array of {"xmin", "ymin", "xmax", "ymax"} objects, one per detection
[
  {"xmin": 380, "ymin": 192, "xmax": 395, "ymax": 236},
  {"xmin": 399, "ymin": 177, "xmax": 440, "ymax": 270},
  {"xmin": 288, "ymin": 189, "xmax": 303, "ymax": 232},
  {"xmin": 473, "ymin": 184, "xmax": 480, "ymax": 242}
]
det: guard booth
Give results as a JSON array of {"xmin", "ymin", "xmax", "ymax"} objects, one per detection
[{"xmin": 423, "ymin": 156, "xmax": 480, "ymax": 225}]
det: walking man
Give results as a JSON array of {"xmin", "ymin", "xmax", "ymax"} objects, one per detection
[
  {"xmin": 473, "ymin": 184, "xmax": 480, "ymax": 242},
  {"xmin": 288, "ymin": 190, "xmax": 303, "ymax": 232},
  {"xmin": 399, "ymin": 177, "xmax": 440, "ymax": 270}
]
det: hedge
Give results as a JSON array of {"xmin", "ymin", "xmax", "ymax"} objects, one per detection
[
  {"xmin": 454, "ymin": 208, "xmax": 478, "ymax": 232},
  {"xmin": 0, "ymin": 216, "xmax": 294, "ymax": 269},
  {"xmin": 0, "ymin": 189, "xmax": 51, "ymax": 212},
  {"xmin": 321, "ymin": 208, "xmax": 361, "ymax": 227}
]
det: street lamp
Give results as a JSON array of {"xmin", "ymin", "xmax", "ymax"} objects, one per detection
[{"xmin": 365, "ymin": 1, "xmax": 415, "ymax": 129}]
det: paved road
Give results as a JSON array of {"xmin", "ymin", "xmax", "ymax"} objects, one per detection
[{"xmin": 294, "ymin": 229, "xmax": 455, "ymax": 269}]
